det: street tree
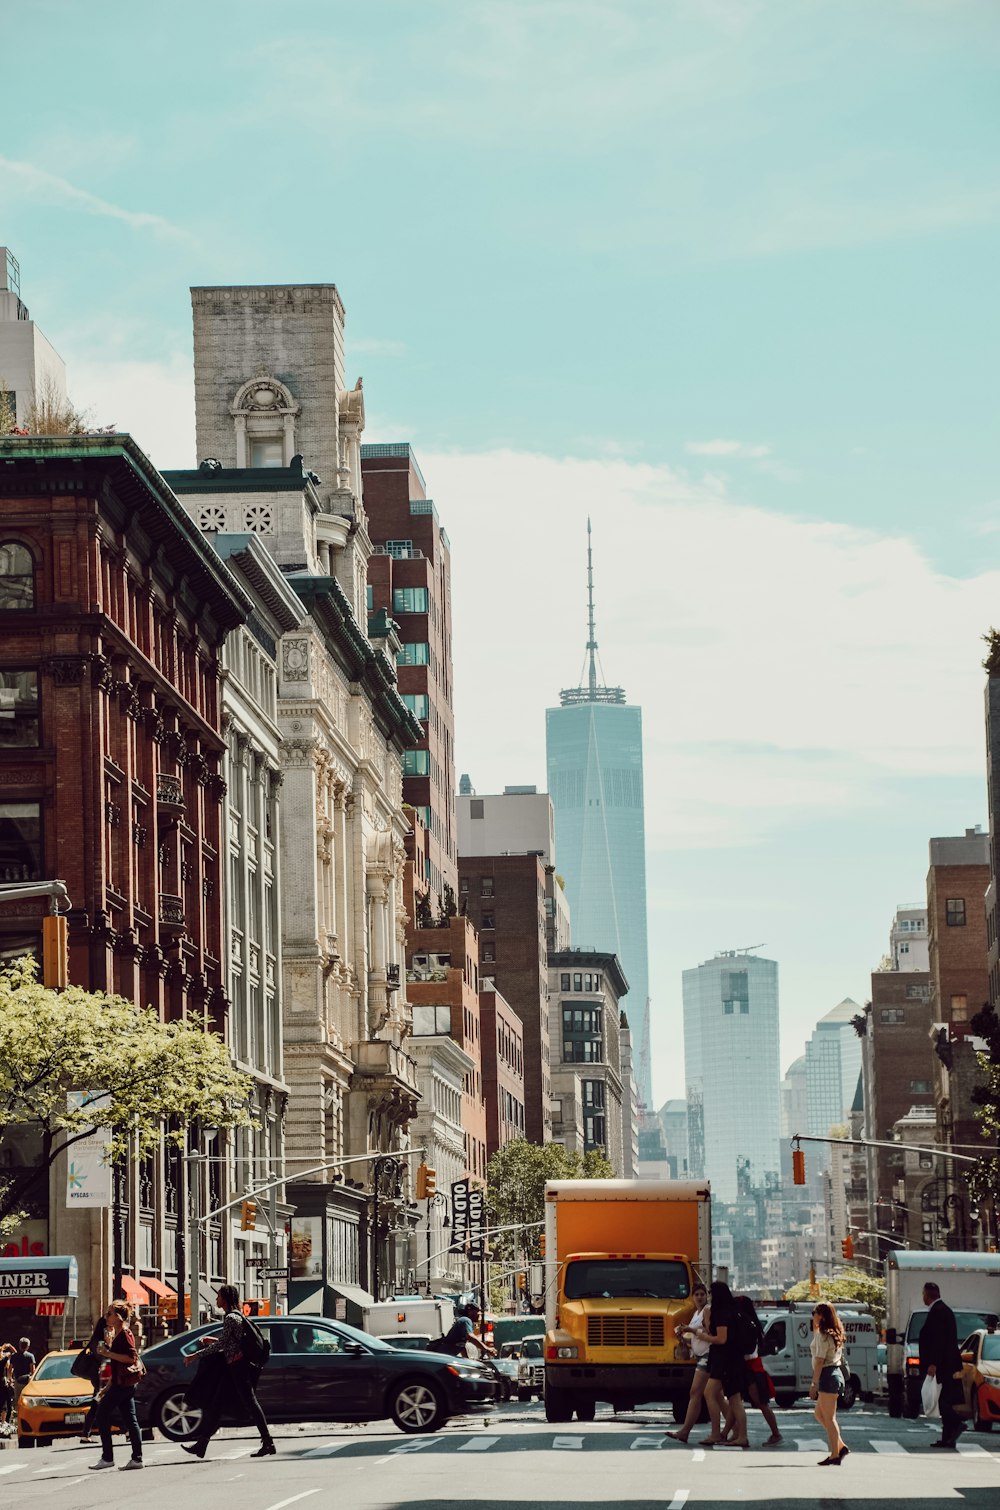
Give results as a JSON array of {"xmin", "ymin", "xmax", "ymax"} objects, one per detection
[
  {"xmin": 485, "ymin": 1137, "xmax": 614, "ymax": 1258},
  {"xmin": 968, "ymin": 1002, "xmax": 1000, "ymax": 1231},
  {"xmin": 0, "ymin": 957, "xmax": 252, "ymax": 1236},
  {"xmin": 784, "ymin": 1267, "xmax": 887, "ymax": 1328}
]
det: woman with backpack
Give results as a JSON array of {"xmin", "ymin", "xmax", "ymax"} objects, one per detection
[
  {"xmin": 694, "ymin": 1280, "xmax": 749, "ymax": 1449},
  {"xmin": 721, "ymin": 1297, "xmax": 782, "ymax": 1446},
  {"xmin": 181, "ymin": 1284, "xmax": 274, "ymax": 1459}
]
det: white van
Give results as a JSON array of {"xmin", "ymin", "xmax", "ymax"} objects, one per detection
[{"xmin": 760, "ymin": 1303, "xmax": 880, "ymax": 1409}]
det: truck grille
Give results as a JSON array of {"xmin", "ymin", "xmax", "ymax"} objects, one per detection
[{"xmin": 587, "ymin": 1315, "xmax": 666, "ymax": 1349}]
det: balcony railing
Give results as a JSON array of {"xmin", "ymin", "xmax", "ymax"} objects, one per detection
[
  {"xmin": 156, "ymin": 773, "xmax": 185, "ymax": 814},
  {"xmin": 159, "ymin": 894, "xmax": 185, "ymax": 931}
]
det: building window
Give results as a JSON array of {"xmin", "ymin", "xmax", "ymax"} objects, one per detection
[
  {"xmin": 723, "ymin": 1001, "xmax": 734, "ymax": 1015},
  {"xmin": 402, "ymin": 749, "xmax": 430, "ymax": 776},
  {"xmin": 366, "ymin": 585, "xmax": 374, "ymax": 611},
  {"xmin": 470, "ymin": 798, "xmax": 484, "ymax": 819},
  {"xmin": 0, "ymin": 801, "xmax": 42, "ymax": 882},
  {"xmin": 481, "ymin": 878, "xmax": 494, "ymax": 898},
  {"xmin": 385, "ymin": 540, "xmax": 414, "ymax": 559},
  {"xmin": 402, "ymin": 693, "xmax": 428, "ymax": 720},
  {"xmin": 481, "ymin": 913, "xmax": 495, "ymax": 930},
  {"xmin": 397, "ymin": 642, "xmax": 429, "ymax": 667},
  {"xmin": 482, "ymin": 945, "xmax": 495, "ymax": 963},
  {"xmin": 951, "ymin": 995, "xmax": 968, "ymax": 1022},
  {"xmin": 393, "ymin": 586, "xmax": 428, "ymax": 614},
  {"xmin": 459, "ymin": 876, "xmax": 469, "ymax": 894},
  {"xmin": 0, "ymin": 670, "xmax": 39, "ymax": 747},
  {"xmin": 946, "ymin": 898, "xmax": 967, "ymax": 927},
  {"xmin": 911, "ymin": 1080, "xmax": 931, "ymax": 1093},
  {"xmin": 879, "ymin": 1007, "xmax": 905, "ymax": 1024},
  {"xmin": 573, "ymin": 972, "xmax": 582, "ymax": 992},
  {"xmin": 249, "ymin": 438, "xmax": 284, "ymax": 468},
  {"xmin": 0, "ymin": 542, "xmax": 35, "ymax": 610},
  {"xmin": 560, "ymin": 972, "xmax": 571, "ymax": 990}
]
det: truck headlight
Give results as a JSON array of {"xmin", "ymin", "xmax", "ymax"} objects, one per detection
[{"xmin": 554, "ymin": 1346, "xmax": 578, "ymax": 1359}]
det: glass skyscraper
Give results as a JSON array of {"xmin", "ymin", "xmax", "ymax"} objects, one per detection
[{"xmin": 546, "ymin": 524, "xmax": 653, "ymax": 1107}]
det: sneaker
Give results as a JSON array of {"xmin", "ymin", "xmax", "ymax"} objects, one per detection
[
  {"xmin": 119, "ymin": 1459, "xmax": 144, "ymax": 1471},
  {"xmin": 89, "ymin": 1458, "xmax": 115, "ymax": 1471}
]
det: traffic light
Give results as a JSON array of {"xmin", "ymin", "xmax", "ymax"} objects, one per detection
[
  {"xmin": 539, "ymin": 1233, "xmax": 546, "ymax": 1259},
  {"xmin": 240, "ymin": 1199, "xmax": 257, "ymax": 1231},
  {"xmin": 516, "ymin": 1272, "xmax": 527, "ymax": 1290},
  {"xmin": 424, "ymin": 1165, "xmax": 437, "ymax": 1199},
  {"xmin": 841, "ymin": 1235, "xmax": 854, "ymax": 1261},
  {"xmin": 792, "ymin": 1149, "xmax": 806, "ymax": 1186},
  {"xmin": 415, "ymin": 1163, "xmax": 428, "ymax": 1200},
  {"xmin": 42, "ymin": 914, "xmax": 68, "ymax": 990}
]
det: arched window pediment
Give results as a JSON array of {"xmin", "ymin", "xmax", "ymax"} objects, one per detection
[{"xmin": 230, "ymin": 375, "xmax": 299, "ymax": 419}]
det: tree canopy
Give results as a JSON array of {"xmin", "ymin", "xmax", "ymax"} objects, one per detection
[
  {"xmin": 0, "ymin": 958, "xmax": 251, "ymax": 1235},
  {"xmin": 784, "ymin": 1267, "xmax": 886, "ymax": 1328},
  {"xmin": 485, "ymin": 1137, "xmax": 615, "ymax": 1257}
]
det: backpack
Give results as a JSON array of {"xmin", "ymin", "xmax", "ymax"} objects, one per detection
[
  {"xmin": 735, "ymin": 1308, "xmax": 761, "ymax": 1357},
  {"xmin": 241, "ymin": 1315, "xmax": 271, "ymax": 1370},
  {"xmin": 427, "ymin": 1319, "xmax": 469, "ymax": 1356}
]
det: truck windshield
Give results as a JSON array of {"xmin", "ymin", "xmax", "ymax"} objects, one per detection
[
  {"xmin": 906, "ymin": 1309, "xmax": 998, "ymax": 1344},
  {"xmin": 563, "ymin": 1259, "xmax": 690, "ymax": 1300}
]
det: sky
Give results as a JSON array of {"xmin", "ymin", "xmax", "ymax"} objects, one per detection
[{"xmin": 3, "ymin": 0, "xmax": 1000, "ymax": 1104}]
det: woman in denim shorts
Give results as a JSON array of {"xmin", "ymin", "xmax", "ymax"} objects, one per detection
[{"xmin": 809, "ymin": 1303, "xmax": 848, "ymax": 1466}]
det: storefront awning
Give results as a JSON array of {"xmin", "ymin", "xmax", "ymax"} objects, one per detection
[
  {"xmin": 119, "ymin": 1276, "xmax": 150, "ymax": 1306},
  {"xmin": 139, "ymin": 1276, "xmax": 176, "ymax": 1300},
  {"xmin": 0, "ymin": 1256, "xmax": 78, "ymax": 1300}
]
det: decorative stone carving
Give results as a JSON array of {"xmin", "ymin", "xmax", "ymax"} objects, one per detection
[
  {"xmin": 282, "ymin": 638, "xmax": 310, "ymax": 682},
  {"xmin": 244, "ymin": 504, "xmax": 274, "ymax": 534},
  {"xmin": 47, "ymin": 656, "xmax": 87, "ymax": 685},
  {"xmin": 198, "ymin": 505, "xmax": 227, "ymax": 532}
]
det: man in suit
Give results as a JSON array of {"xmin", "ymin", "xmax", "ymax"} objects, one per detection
[{"xmin": 919, "ymin": 1281, "xmax": 964, "ymax": 1447}]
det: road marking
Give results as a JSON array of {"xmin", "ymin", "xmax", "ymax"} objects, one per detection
[
  {"xmin": 301, "ymin": 1442, "xmax": 352, "ymax": 1458},
  {"xmin": 552, "ymin": 1435, "xmax": 584, "ymax": 1449},
  {"xmin": 0, "ymin": 1463, "xmax": 27, "ymax": 1475},
  {"xmin": 457, "ymin": 1436, "xmax": 500, "ymax": 1451},
  {"xmin": 390, "ymin": 1438, "xmax": 436, "ymax": 1454},
  {"xmin": 871, "ymin": 1439, "xmax": 906, "ymax": 1454},
  {"xmin": 796, "ymin": 1438, "xmax": 827, "ymax": 1451},
  {"xmin": 956, "ymin": 1441, "xmax": 992, "ymax": 1456},
  {"xmin": 668, "ymin": 1494, "xmax": 689, "ymax": 1510},
  {"xmin": 629, "ymin": 1435, "xmax": 663, "ymax": 1449},
  {"xmin": 217, "ymin": 1448, "xmax": 253, "ymax": 1460},
  {"xmin": 261, "ymin": 1494, "xmax": 321, "ymax": 1510},
  {"xmin": 692, "ymin": 1449, "xmax": 706, "ymax": 1462}
]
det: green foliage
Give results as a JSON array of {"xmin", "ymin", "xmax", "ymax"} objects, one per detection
[
  {"xmin": 967, "ymin": 1003, "xmax": 1000, "ymax": 1216},
  {"xmin": 784, "ymin": 1267, "xmax": 886, "ymax": 1328},
  {"xmin": 485, "ymin": 1138, "xmax": 615, "ymax": 1257},
  {"xmin": 0, "ymin": 957, "xmax": 252, "ymax": 1234}
]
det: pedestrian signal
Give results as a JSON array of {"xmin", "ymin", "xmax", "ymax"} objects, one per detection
[
  {"xmin": 424, "ymin": 1165, "xmax": 437, "ymax": 1199},
  {"xmin": 240, "ymin": 1199, "xmax": 257, "ymax": 1231},
  {"xmin": 841, "ymin": 1235, "xmax": 854, "ymax": 1261},
  {"xmin": 792, "ymin": 1149, "xmax": 806, "ymax": 1185}
]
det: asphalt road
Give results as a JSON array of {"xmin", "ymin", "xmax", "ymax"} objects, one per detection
[{"xmin": 2, "ymin": 1399, "xmax": 997, "ymax": 1510}]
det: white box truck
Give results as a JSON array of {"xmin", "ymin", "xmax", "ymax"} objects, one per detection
[
  {"xmin": 361, "ymin": 1296, "xmax": 455, "ymax": 1345},
  {"xmin": 884, "ymin": 1250, "xmax": 1000, "ymax": 1418},
  {"xmin": 759, "ymin": 1302, "xmax": 879, "ymax": 1409}
]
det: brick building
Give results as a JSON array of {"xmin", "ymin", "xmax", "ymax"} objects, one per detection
[
  {"xmin": 458, "ymin": 853, "xmax": 552, "ymax": 1144},
  {"xmin": 363, "ymin": 444, "xmax": 456, "ymax": 903},
  {"xmin": 0, "ymin": 433, "xmax": 247, "ymax": 1328},
  {"xmin": 548, "ymin": 948, "xmax": 630, "ymax": 1174},
  {"xmin": 479, "ymin": 986, "xmax": 525, "ymax": 1158}
]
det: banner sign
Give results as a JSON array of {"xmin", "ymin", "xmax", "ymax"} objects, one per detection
[
  {"xmin": 449, "ymin": 1179, "xmax": 486, "ymax": 1258},
  {"xmin": 0, "ymin": 1257, "xmax": 78, "ymax": 1299},
  {"xmin": 65, "ymin": 1091, "xmax": 112, "ymax": 1208}
]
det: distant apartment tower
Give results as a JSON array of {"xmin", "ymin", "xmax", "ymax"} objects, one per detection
[
  {"xmin": 363, "ymin": 444, "xmax": 457, "ymax": 899},
  {"xmin": 549, "ymin": 949, "xmax": 631, "ymax": 1173},
  {"xmin": 682, "ymin": 951, "xmax": 781, "ymax": 1202},
  {"xmin": 479, "ymin": 985, "xmax": 526, "ymax": 1158},
  {"xmin": 0, "ymin": 249, "xmax": 67, "ymax": 428},
  {"xmin": 546, "ymin": 523, "xmax": 652, "ymax": 1106},
  {"xmin": 805, "ymin": 999, "xmax": 865, "ymax": 1152}
]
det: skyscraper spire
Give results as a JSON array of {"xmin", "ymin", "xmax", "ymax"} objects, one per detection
[{"xmin": 560, "ymin": 520, "xmax": 625, "ymax": 706}]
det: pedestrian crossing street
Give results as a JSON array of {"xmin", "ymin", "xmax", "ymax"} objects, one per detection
[{"xmin": 1, "ymin": 1416, "xmax": 999, "ymax": 1473}]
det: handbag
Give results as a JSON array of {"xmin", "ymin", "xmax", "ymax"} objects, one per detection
[
  {"xmin": 921, "ymin": 1374, "xmax": 942, "ymax": 1419},
  {"xmin": 70, "ymin": 1347, "xmax": 102, "ymax": 1385}
]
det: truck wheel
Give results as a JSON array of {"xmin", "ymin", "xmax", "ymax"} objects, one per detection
[
  {"xmin": 575, "ymin": 1400, "xmax": 596, "ymax": 1422},
  {"xmin": 840, "ymin": 1375, "xmax": 857, "ymax": 1411},
  {"xmin": 517, "ymin": 1389, "xmax": 531, "ymax": 1403},
  {"xmin": 544, "ymin": 1385, "xmax": 573, "ymax": 1424},
  {"xmin": 887, "ymin": 1376, "xmax": 903, "ymax": 1418}
]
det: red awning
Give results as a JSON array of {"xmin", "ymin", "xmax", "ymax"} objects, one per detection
[
  {"xmin": 119, "ymin": 1276, "xmax": 150, "ymax": 1306},
  {"xmin": 139, "ymin": 1276, "xmax": 176, "ymax": 1300}
]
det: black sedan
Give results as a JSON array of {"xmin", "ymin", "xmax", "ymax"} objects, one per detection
[{"xmin": 136, "ymin": 1315, "xmax": 498, "ymax": 1437}]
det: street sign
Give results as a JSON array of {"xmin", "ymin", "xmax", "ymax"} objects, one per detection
[
  {"xmin": 244, "ymin": 1256, "xmax": 272, "ymax": 1268},
  {"xmin": 261, "ymin": 1267, "xmax": 290, "ymax": 1282}
]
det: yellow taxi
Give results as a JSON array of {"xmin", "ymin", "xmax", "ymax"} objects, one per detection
[
  {"xmin": 963, "ymin": 1328, "xmax": 1000, "ymax": 1433},
  {"xmin": 17, "ymin": 1349, "xmax": 98, "ymax": 1447}
]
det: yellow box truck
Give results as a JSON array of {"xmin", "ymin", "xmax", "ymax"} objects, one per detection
[{"xmin": 543, "ymin": 1178, "xmax": 712, "ymax": 1423}]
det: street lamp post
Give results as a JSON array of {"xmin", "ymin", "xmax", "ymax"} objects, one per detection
[
  {"xmin": 425, "ymin": 1192, "xmax": 449, "ymax": 1290},
  {"xmin": 186, "ymin": 1123, "xmax": 218, "ymax": 1328},
  {"xmin": 371, "ymin": 1156, "xmax": 403, "ymax": 1301}
]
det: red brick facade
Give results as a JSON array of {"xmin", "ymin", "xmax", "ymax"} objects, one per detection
[{"xmin": 479, "ymin": 986, "xmax": 525, "ymax": 1157}]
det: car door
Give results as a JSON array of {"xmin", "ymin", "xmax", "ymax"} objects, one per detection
[
  {"xmin": 254, "ymin": 1322, "xmax": 309, "ymax": 1422},
  {"xmin": 280, "ymin": 1322, "xmax": 381, "ymax": 1421}
]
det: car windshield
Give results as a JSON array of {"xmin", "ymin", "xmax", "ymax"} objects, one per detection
[
  {"xmin": 981, "ymin": 1335, "xmax": 1000, "ymax": 1361},
  {"xmin": 32, "ymin": 1355, "xmax": 76, "ymax": 1381},
  {"xmin": 563, "ymin": 1258, "xmax": 690, "ymax": 1301},
  {"xmin": 907, "ymin": 1310, "xmax": 997, "ymax": 1343}
]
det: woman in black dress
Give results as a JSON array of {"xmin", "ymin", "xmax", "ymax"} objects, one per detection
[{"xmin": 698, "ymin": 1280, "xmax": 748, "ymax": 1448}]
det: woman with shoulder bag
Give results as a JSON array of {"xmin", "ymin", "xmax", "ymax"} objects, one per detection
[
  {"xmin": 809, "ymin": 1302, "xmax": 848, "ymax": 1466},
  {"xmin": 180, "ymin": 1284, "xmax": 274, "ymax": 1459},
  {"xmin": 89, "ymin": 1300, "xmax": 144, "ymax": 1471}
]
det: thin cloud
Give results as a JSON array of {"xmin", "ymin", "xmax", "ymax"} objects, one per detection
[
  {"xmin": 0, "ymin": 156, "xmax": 187, "ymax": 240},
  {"xmin": 349, "ymin": 338, "xmax": 409, "ymax": 358},
  {"xmin": 685, "ymin": 439, "xmax": 771, "ymax": 458}
]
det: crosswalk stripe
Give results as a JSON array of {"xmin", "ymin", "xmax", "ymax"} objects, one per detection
[
  {"xmin": 668, "ymin": 1494, "xmax": 689, "ymax": 1510},
  {"xmin": 552, "ymin": 1435, "xmax": 584, "ymax": 1449},
  {"xmin": 871, "ymin": 1440, "xmax": 906, "ymax": 1454},
  {"xmin": 691, "ymin": 1449, "xmax": 706, "ymax": 1462},
  {"xmin": 389, "ymin": 1438, "xmax": 436, "ymax": 1454},
  {"xmin": 956, "ymin": 1442, "xmax": 992, "ymax": 1456},
  {"xmin": 457, "ymin": 1437, "xmax": 500, "ymax": 1452},
  {"xmin": 0, "ymin": 1463, "xmax": 27, "ymax": 1475},
  {"xmin": 796, "ymin": 1438, "xmax": 826, "ymax": 1451},
  {"xmin": 629, "ymin": 1435, "xmax": 663, "ymax": 1449},
  {"xmin": 301, "ymin": 1442, "xmax": 351, "ymax": 1458}
]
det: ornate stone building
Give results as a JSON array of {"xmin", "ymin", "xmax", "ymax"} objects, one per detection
[{"xmin": 165, "ymin": 282, "xmax": 423, "ymax": 1300}]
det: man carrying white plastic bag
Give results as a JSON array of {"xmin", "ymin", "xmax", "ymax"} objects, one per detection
[
  {"xmin": 918, "ymin": 1282, "xmax": 964, "ymax": 1446},
  {"xmin": 920, "ymin": 1373, "xmax": 941, "ymax": 1419}
]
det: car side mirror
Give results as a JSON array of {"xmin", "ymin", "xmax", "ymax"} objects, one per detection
[
  {"xmin": 961, "ymin": 1351, "xmax": 974, "ymax": 1364},
  {"xmin": 885, "ymin": 1329, "xmax": 897, "ymax": 1345},
  {"xmin": 345, "ymin": 1343, "xmax": 365, "ymax": 1356}
]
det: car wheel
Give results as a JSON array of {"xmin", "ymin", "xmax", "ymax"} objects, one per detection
[
  {"xmin": 155, "ymin": 1388, "xmax": 205, "ymax": 1442},
  {"xmin": 974, "ymin": 1392, "xmax": 994, "ymax": 1433},
  {"xmin": 390, "ymin": 1378, "xmax": 447, "ymax": 1434},
  {"xmin": 17, "ymin": 1435, "xmax": 36, "ymax": 1448},
  {"xmin": 575, "ymin": 1400, "xmax": 596, "ymax": 1422}
]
